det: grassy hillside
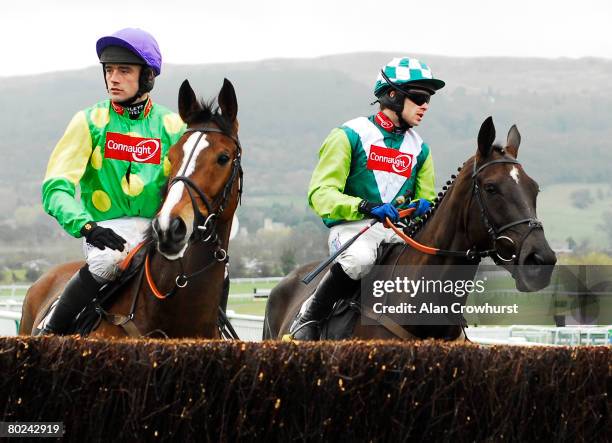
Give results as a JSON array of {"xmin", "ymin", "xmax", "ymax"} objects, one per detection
[
  {"xmin": 1, "ymin": 53, "xmax": 612, "ymax": 267},
  {"xmin": 538, "ymin": 182, "xmax": 612, "ymax": 248}
]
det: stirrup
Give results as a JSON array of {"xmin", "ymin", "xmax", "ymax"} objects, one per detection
[
  {"xmin": 33, "ymin": 325, "xmax": 56, "ymax": 337},
  {"xmin": 282, "ymin": 320, "xmax": 320, "ymax": 342}
]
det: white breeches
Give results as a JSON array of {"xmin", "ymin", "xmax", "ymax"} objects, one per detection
[
  {"xmin": 328, "ymin": 219, "xmax": 403, "ymax": 280},
  {"xmin": 83, "ymin": 217, "xmax": 150, "ymax": 282}
]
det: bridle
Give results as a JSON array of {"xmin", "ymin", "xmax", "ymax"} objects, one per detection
[
  {"xmin": 388, "ymin": 154, "xmax": 543, "ymax": 264},
  {"xmin": 468, "ymin": 155, "xmax": 543, "ymax": 263},
  {"xmin": 146, "ymin": 125, "xmax": 243, "ymax": 299},
  {"xmin": 170, "ymin": 127, "xmax": 243, "ymax": 244},
  {"xmin": 367, "ymin": 153, "xmax": 544, "ymax": 343}
]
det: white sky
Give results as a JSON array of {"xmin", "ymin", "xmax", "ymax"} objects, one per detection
[{"xmin": 1, "ymin": 0, "xmax": 611, "ymax": 77}]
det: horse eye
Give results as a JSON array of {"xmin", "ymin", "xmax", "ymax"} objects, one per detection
[
  {"xmin": 484, "ymin": 183, "xmax": 498, "ymax": 194},
  {"xmin": 217, "ymin": 153, "xmax": 230, "ymax": 165}
]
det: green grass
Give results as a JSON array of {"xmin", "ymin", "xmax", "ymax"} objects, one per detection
[
  {"xmin": 0, "ymin": 287, "xmax": 28, "ymax": 298},
  {"xmin": 538, "ymin": 182, "xmax": 612, "ymax": 248},
  {"xmin": 0, "ymin": 269, "xmax": 28, "ymax": 285},
  {"xmin": 0, "ymin": 282, "xmax": 274, "ymax": 317},
  {"xmin": 228, "ymin": 282, "xmax": 276, "ymax": 295},
  {"xmin": 227, "ymin": 281, "xmax": 276, "ymax": 316},
  {"xmin": 226, "ymin": 296, "xmax": 268, "ymax": 317}
]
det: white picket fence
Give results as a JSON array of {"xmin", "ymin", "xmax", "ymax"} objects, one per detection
[
  {"xmin": 0, "ymin": 310, "xmax": 21, "ymax": 336},
  {"xmin": 2, "ymin": 286, "xmax": 610, "ymax": 344}
]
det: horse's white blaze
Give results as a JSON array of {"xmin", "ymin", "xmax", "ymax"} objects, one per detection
[
  {"xmin": 510, "ymin": 166, "xmax": 520, "ymax": 184},
  {"xmin": 158, "ymin": 132, "xmax": 209, "ymax": 231}
]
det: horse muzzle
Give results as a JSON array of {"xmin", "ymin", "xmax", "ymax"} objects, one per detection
[
  {"xmin": 513, "ymin": 231, "xmax": 557, "ymax": 292},
  {"xmin": 152, "ymin": 216, "xmax": 189, "ymax": 259}
]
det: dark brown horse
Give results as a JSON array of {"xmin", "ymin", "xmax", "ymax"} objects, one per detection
[
  {"xmin": 264, "ymin": 117, "xmax": 557, "ymax": 341},
  {"xmin": 20, "ymin": 79, "xmax": 243, "ymax": 338}
]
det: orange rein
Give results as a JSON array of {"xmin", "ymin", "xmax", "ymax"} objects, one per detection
[
  {"xmin": 118, "ymin": 241, "xmax": 147, "ymax": 272},
  {"xmin": 144, "ymin": 252, "xmax": 171, "ymax": 300},
  {"xmin": 384, "ymin": 208, "xmax": 440, "ymax": 255}
]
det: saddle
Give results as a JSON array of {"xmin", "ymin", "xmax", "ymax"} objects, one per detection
[
  {"xmin": 318, "ymin": 242, "xmax": 468, "ymax": 341},
  {"xmin": 72, "ymin": 242, "xmax": 150, "ymax": 335},
  {"xmin": 37, "ymin": 241, "xmax": 237, "ymax": 338},
  {"xmin": 318, "ymin": 243, "xmax": 403, "ymax": 340},
  {"xmin": 34, "ymin": 243, "xmax": 150, "ymax": 336}
]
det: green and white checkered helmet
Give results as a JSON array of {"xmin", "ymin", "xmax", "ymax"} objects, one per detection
[{"xmin": 374, "ymin": 57, "xmax": 445, "ymax": 96}]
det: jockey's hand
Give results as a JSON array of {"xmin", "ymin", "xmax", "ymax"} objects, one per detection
[
  {"xmin": 407, "ymin": 198, "xmax": 431, "ymax": 217},
  {"xmin": 358, "ymin": 200, "xmax": 400, "ymax": 223},
  {"xmin": 80, "ymin": 222, "xmax": 126, "ymax": 251}
]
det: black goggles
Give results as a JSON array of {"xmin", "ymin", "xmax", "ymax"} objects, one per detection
[{"xmin": 402, "ymin": 89, "xmax": 431, "ymax": 106}]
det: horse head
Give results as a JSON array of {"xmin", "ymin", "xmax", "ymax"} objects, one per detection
[
  {"xmin": 457, "ymin": 116, "xmax": 556, "ymax": 291},
  {"xmin": 152, "ymin": 79, "xmax": 242, "ymax": 259}
]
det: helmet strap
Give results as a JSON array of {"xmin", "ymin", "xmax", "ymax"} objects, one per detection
[
  {"xmin": 377, "ymin": 69, "xmax": 414, "ymax": 131},
  {"xmin": 377, "ymin": 91, "xmax": 412, "ymax": 132},
  {"xmin": 101, "ymin": 64, "xmax": 155, "ymax": 106}
]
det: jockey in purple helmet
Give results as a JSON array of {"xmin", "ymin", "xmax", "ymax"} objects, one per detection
[
  {"xmin": 37, "ymin": 28, "xmax": 185, "ymax": 335},
  {"xmin": 96, "ymin": 27, "xmax": 162, "ymax": 105}
]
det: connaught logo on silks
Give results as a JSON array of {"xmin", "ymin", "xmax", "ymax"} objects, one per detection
[
  {"xmin": 367, "ymin": 145, "xmax": 413, "ymax": 177},
  {"xmin": 104, "ymin": 132, "xmax": 161, "ymax": 164}
]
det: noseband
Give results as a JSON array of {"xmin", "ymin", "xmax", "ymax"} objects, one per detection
[{"xmin": 470, "ymin": 155, "xmax": 543, "ymax": 263}]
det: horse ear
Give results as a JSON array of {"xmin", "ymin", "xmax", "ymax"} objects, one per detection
[
  {"xmin": 178, "ymin": 79, "xmax": 200, "ymax": 122},
  {"xmin": 506, "ymin": 124, "xmax": 521, "ymax": 158},
  {"xmin": 477, "ymin": 116, "xmax": 496, "ymax": 158},
  {"xmin": 218, "ymin": 78, "xmax": 238, "ymax": 123}
]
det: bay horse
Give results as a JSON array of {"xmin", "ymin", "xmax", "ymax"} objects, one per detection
[
  {"xmin": 20, "ymin": 79, "xmax": 243, "ymax": 338},
  {"xmin": 264, "ymin": 117, "xmax": 557, "ymax": 341}
]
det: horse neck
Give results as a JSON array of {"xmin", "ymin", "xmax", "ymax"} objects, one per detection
[
  {"xmin": 384, "ymin": 172, "xmax": 479, "ymax": 340},
  {"xmin": 140, "ymin": 220, "xmax": 233, "ymax": 338},
  {"xmin": 406, "ymin": 173, "xmax": 476, "ymax": 267}
]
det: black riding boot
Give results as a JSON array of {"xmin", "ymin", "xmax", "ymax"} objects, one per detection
[
  {"xmin": 36, "ymin": 266, "xmax": 104, "ymax": 335},
  {"xmin": 291, "ymin": 263, "xmax": 359, "ymax": 341}
]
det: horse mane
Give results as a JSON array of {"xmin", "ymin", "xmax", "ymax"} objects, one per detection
[
  {"xmin": 405, "ymin": 144, "xmax": 506, "ymax": 238},
  {"xmin": 182, "ymin": 99, "xmax": 234, "ymax": 137},
  {"xmin": 404, "ymin": 166, "xmax": 461, "ymax": 238}
]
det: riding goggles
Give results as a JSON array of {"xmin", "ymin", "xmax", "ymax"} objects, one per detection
[{"xmin": 402, "ymin": 90, "xmax": 431, "ymax": 106}]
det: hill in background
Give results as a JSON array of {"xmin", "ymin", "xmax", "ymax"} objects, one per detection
[{"xmin": 1, "ymin": 53, "xmax": 611, "ymax": 272}]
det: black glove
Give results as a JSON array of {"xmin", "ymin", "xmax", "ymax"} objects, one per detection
[{"xmin": 80, "ymin": 222, "xmax": 126, "ymax": 251}]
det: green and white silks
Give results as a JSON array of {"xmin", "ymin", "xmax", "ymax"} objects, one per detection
[{"xmin": 308, "ymin": 115, "xmax": 435, "ymax": 227}]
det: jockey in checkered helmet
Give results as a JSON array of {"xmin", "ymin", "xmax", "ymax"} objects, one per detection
[
  {"xmin": 374, "ymin": 57, "xmax": 445, "ymax": 131},
  {"xmin": 288, "ymin": 57, "xmax": 443, "ymax": 341}
]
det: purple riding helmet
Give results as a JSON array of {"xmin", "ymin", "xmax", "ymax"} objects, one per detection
[
  {"xmin": 96, "ymin": 28, "xmax": 162, "ymax": 75},
  {"xmin": 96, "ymin": 28, "xmax": 162, "ymax": 103}
]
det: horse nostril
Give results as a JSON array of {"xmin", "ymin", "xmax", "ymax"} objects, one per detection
[
  {"xmin": 524, "ymin": 252, "xmax": 545, "ymax": 266},
  {"xmin": 169, "ymin": 217, "xmax": 187, "ymax": 242}
]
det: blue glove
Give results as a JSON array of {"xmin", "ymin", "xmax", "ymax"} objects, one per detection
[
  {"xmin": 407, "ymin": 198, "xmax": 431, "ymax": 217},
  {"xmin": 358, "ymin": 200, "xmax": 400, "ymax": 223}
]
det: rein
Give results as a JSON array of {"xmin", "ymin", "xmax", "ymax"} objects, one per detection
[{"xmin": 387, "ymin": 156, "xmax": 543, "ymax": 263}]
